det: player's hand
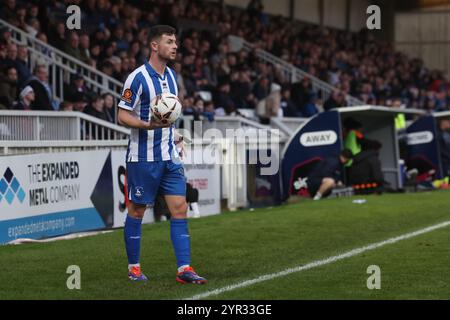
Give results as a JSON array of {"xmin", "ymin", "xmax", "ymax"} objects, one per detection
[
  {"xmin": 147, "ymin": 115, "xmax": 171, "ymax": 130},
  {"xmin": 178, "ymin": 140, "xmax": 187, "ymax": 160}
]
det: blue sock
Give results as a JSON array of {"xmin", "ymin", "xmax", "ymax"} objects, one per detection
[
  {"xmin": 124, "ymin": 215, "xmax": 142, "ymax": 265},
  {"xmin": 170, "ymin": 219, "xmax": 191, "ymax": 268}
]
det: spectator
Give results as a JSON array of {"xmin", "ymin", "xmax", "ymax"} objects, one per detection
[
  {"xmin": 109, "ymin": 56, "xmax": 124, "ymax": 81},
  {"xmin": 183, "ymin": 96, "xmax": 203, "ymax": 121},
  {"xmin": 181, "ymin": 96, "xmax": 195, "ymax": 116},
  {"xmin": 25, "ymin": 18, "xmax": 41, "ymax": 38},
  {"xmin": 36, "ymin": 32, "xmax": 51, "ymax": 57},
  {"xmin": 0, "ymin": 27, "xmax": 13, "ymax": 45},
  {"xmin": 173, "ymin": 61, "xmax": 187, "ymax": 99},
  {"xmin": 100, "ymin": 60, "xmax": 114, "ymax": 78},
  {"xmin": 4, "ymin": 0, "xmax": 449, "ymax": 123},
  {"xmin": 0, "ymin": 43, "xmax": 7, "ymax": 67},
  {"xmin": 0, "ymin": 66, "xmax": 18, "ymax": 109},
  {"xmin": 26, "ymin": 65, "xmax": 54, "ymax": 110},
  {"xmin": 280, "ymin": 86, "xmax": 296, "ymax": 117},
  {"xmin": 253, "ymin": 77, "xmax": 270, "ymax": 100},
  {"xmin": 84, "ymin": 93, "xmax": 108, "ymax": 122},
  {"xmin": 0, "ymin": 0, "xmax": 17, "ymax": 23},
  {"xmin": 231, "ymin": 67, "xmax": 256, "ymax": 109},
  {"xmin": 48, "ymin": 21, "xmax": 66, "ymax": 51},
  {"xmin": 64, "ymin": 32, "xmax": 83, "ymax": 61},
  {"xmin": 71, "ymin": 92, "xmax": 89, "ymax": 113},
  {"xmin": 14, "ymin": 85, "xmax": 34, "ymax": 110},
  {"xmin": 15, "ymin": 4, "xmax": 27, "ymax": 31},
  {"xmin": 203, "ymin": 100, "xmax": 215, "ymax": 122},
  {"xmin": 291, "ymin": 77, "xmax": 315, "ymax": 115},
  {"xmin": 65, "ymin": 73, "xmax": 91, "ymax": 103},
  {"xmin": 323, "ymin": 90, "xmax": 345, "ymax": 112},
  {"xmin": 27, "ymin": 3, "xmax": 40, "ymax": 23},
  {"xmin": 59, "ymin": 101, "xmax": 74, "ymax": 111},
  {"xmin": 3, "ymin": 43, "xmax": 18, "ymax": 69},
  {"xmin": 301, "ymin": 92, "xmax": 319, "ymax": 117},
  {"xmin": 213, "ymin": 80, "xmax": 236, "ymax": 115},
  {"xmin": 90, "ymin": 43, "xmax": 101, "ymax": 62},
  {"xmin": 101, "ymin": 92, "xmax": 116, "ymax": 123},
  {"xmin": 79, "ymin": 33, "xmax": 91, "ymax": 63},
  {"xmin": 112, "ymin": 25, "xmax": 129, "ymax": 52},
  {"xmin": 16, "ymin": 45, "xmax": 31, "ymax": 86}
]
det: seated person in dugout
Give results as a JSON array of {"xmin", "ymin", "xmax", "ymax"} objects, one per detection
[
  {"xmin": 343, "ymin": 117, "xmax": 364, "ymax": 162},
  {"xmin": 437, "ymin": 119, "xmax": 450, "ymax": 177},
  {"xmin": 307, "ymin": 149, "xmax": 353, "ymax": 200},
  {"xmin": 347, "ymin": 139, "xmax": 385, "ymax": 190}
]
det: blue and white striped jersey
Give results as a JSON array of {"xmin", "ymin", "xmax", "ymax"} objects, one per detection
[{"xmin": 118, "ymin": 61, "xmax": 179, "ymax": 162}]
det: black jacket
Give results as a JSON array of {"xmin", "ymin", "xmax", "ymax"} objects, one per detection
[
  {"xmin": 347, "ymin": 150, "xmax": 384, "ymax": 185},
  {"xmin": 26, "ymin": 78, "xmax": 53, "ymax": 110},
  {"xmin": 308, "ymin": 156, "xmax": 342, "ymax": 182}
]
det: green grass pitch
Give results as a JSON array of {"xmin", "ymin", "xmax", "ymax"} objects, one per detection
[{"xmin": 0, "ymin": 191, "xmax": 449, "ymax": 300}]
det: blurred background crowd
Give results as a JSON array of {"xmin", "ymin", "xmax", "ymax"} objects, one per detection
[{"xmin": 1, "ymin": 0, "xmax": 449, "ymax": 124}]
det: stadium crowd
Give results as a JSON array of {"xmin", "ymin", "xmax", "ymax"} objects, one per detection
[{"xmin": 1, "ymin": 0, "xmax": 450, "ymax": 123}]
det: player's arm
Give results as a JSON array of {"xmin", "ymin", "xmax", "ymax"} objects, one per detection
[
  {"xmin": 118, "ymin": 108, "xmax": 169, "ymax": 130},
  {"xmin": 117, "ymin": 72, "xmax": 169, "ymax": 130}
]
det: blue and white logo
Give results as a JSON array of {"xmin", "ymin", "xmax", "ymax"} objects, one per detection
[
  {"xmin": 134, "ymin": 186, "xmax": 144, "ymax": 198},
  {"xmin": 0, "ymin": 167, "xmax": 26, "ymax": 205}
]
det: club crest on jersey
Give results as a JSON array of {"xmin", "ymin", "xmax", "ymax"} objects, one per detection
[
  {"xmin": 135, "ymin": 186, "xmax": 144, "ymax": 198},
  {"xmin": 122, "ymin": 89, "xmax": 133, "ymax": 103}
]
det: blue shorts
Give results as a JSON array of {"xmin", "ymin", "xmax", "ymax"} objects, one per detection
[{"xmin": 126, "ymin": 160, "xmax": 186, "ymax": 205}]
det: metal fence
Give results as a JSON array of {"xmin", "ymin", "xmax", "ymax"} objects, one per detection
[
  {"xmin": 201, "ymin": 116, "xmax": 286, "ymax": 141},
  {"xmin": 229, "ymin": 35, "xmax": 364, "ymax": 107},
  {"xmin": 0, "ymin": 110, "xmax": 285, "ymax": 153},
  {"xmin": 0, "ymin": 110, "xmax": 130, "ymax": 143},
  {"xmin": 0, "ymin": 19, "xmax": 123, "ymax": 120},
  {"xmin": 0, "ymin": 140, "xmax": 128, "ymax": 156}
]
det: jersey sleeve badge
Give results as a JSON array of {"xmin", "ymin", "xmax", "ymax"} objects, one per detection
[{"xmin": 122, "ymin": 88, "xmax": 133, "ymax": 104}]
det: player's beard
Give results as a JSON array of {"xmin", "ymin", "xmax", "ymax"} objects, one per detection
[{"xmin": 158, "ymin": 51, "xmax": 176, "ymax": 64}]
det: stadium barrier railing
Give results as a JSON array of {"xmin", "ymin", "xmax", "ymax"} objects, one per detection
[
  {"xmin": 0, "ymin": 110, "xmax": 129, "ymax": 145},
  {"xmin": 228, "ymin": 35, "xmax": 364, "ymax": 107},
  {"xmin": 0, "ymin": 18, "xmax": 123, "ymax": 121},
  {"xmin": 0, "ymin": 110, "xmax": 284, "ymax": 210}
]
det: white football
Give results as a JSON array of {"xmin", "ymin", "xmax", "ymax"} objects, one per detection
[{"xmin": 151, "ymin": 92, "xmax": 182, "ymax": 125}]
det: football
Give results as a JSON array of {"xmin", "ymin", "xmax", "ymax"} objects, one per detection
[{"xmin": 151, "ymin": 92, "xmax": 182, "ymax": 125}]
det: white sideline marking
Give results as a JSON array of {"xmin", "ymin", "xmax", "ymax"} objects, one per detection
[{"xmin": 186, "ymin": 220, "xmax": 450, "ymax": 300}]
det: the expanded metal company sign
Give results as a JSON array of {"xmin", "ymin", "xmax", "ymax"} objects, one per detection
[{"xmin": 0, "ymin": 150, "xmax": 220, "ymax": 244}]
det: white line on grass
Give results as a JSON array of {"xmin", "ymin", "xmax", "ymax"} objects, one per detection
[{"xmin": 186, "ymin": 220, "xmax": 450, "ymax": 300}]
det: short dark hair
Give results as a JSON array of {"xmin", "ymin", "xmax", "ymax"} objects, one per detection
[
  {"xmin": 59, "ymin": 101, "xmax": 73, "ymax": 110},
  {"xmin": 340, "ymin": 149, "xmax": 354, "ymax": 160},
  {"xmin": 89, "ymin": 93, "xmax": 102, "ymax": 103},
  {"xmin": 101, "ymin": 92, "xmax": 113, "ymax": 99},
  {"xmin": 148, "ymin": 25, "xmax": 176, "ymax": 42},
  {"xmin": 6, "ymin": 65, "xmax": 17, "ymax": 73}
]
